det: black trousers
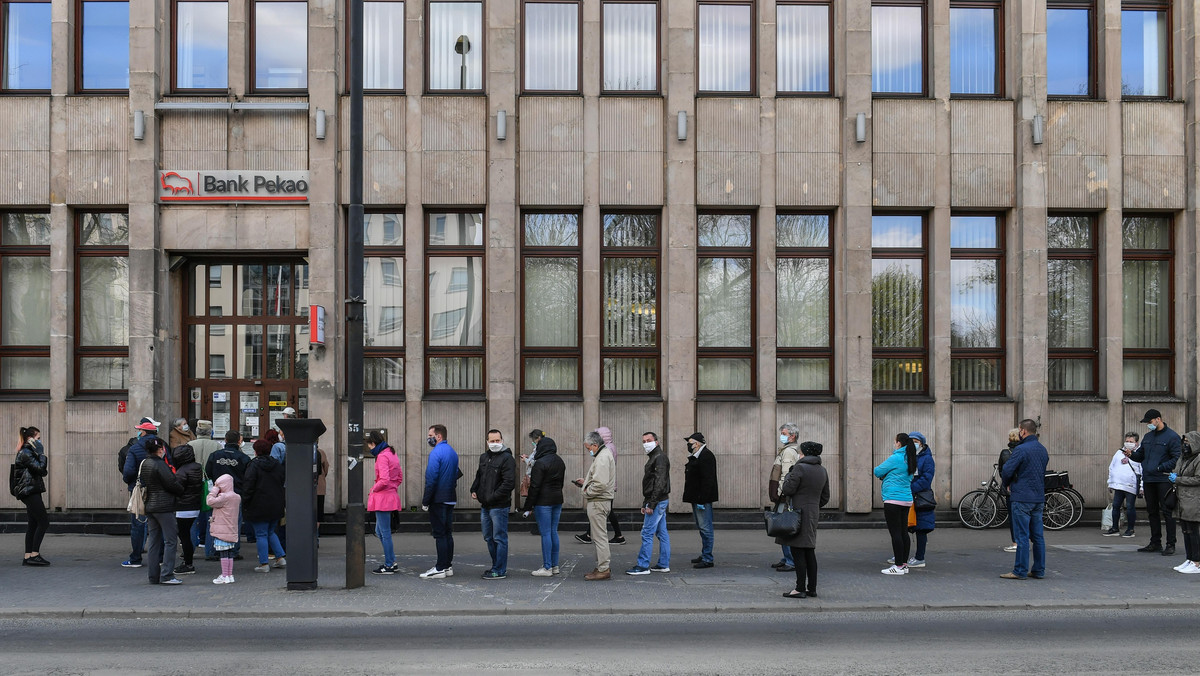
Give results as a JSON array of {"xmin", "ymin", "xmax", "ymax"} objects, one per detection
[
  {"xmin": 1144, "ymin": 481, "xmax": 1177, "ymax": 546},
  {"xmin": 1180, "ymin": 520, "xmax": 1200, "ymax": 562},
  {"xmin": 176, "ymin": 517, "xmax": 196, "ymax": 565},
  {"xmin": 789, "ymin": 546, "xmax": 817, "ymax": 592},
  {"xmin": 20, "ymin": 493, "xmax": 49, "ymax": 554},
  {"xmin": 883, "ymin": 504, "xmax": 911, "ymax": 565}
]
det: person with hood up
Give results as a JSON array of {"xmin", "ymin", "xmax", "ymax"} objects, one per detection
[
  {"xmin": 905, "ymin": 431, "xmax": 935, "ymax": 568},
  {"xmin": 188, "ymin": 420, "xmax": 223, "ymax": 560},
  {"xmin": 367, "ymin": 431, "xmax": 403, "ymax": 575},
  {"xmin": 140, "ymin": 437, "xmax": 185, "ymax": 585},
  {"xmin": 13, "ymin": 426, "xmax": 49, "ymax": 566},
  {"xmin": 120, "ymin": 416, "xmax": 162, "ymax": 568},
  {"xmin": 522, "ymin": 429, "xmax": 565, "ymax": 576},
  {"xmin": 778, "ymin": 441, "xmax": 830, "ymax": 599},
  {"xmin": 421, "ymin": 424, "xmax": 461, "ymax": 579},
  {"xmin": 206, "ymin": 473, "xmax": 242, "ymax": 584},
  {"xmin": 242, "ymin": 438, "xmax": 287, "ymax": 573},
  {"xmin": 1169, "ymin": 430, "xmax": 1200, "ymax": 573},
  {"xmin": 171, "ymin": 444, "xmax": 204, "ymax": 576},
  {"xmin": 471, "ymin": 429, "xmax": 516, "ymax": 579},
  {"xmin": 626, "ymin": 431, "xmax": 671, "ymax": 575}
]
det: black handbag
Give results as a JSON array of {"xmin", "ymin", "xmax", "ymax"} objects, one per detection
[
  {"xmin": 765, "ymin": 500, "xmax": 803, "ymax": 538},
  {"xmin": 913, "ymin": 489, "xmax": 937, "ymax": 512},
  {"xmin": 1163, "ymin": 485, "xmax": 1178, "ymax": 511}
]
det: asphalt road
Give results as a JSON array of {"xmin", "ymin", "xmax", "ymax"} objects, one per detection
[{"xmin": 1, "ymin": 608, "xmax": 1197, "ymax": 675}]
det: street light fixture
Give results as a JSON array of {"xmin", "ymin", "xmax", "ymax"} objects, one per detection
[{"xmin": 455, "ymin": 35, "xmax": 471, "ymax": 90}]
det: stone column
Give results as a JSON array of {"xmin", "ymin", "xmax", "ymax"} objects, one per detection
[
  {"xmin": 928, "ymin": 0, "xmax": 953, "ymax": 488},
  {"xmin": 402, "ymin": 0, "xmax": 425, "ymax": 508},
  {"xmin": 581, "ymin": 0, "xmax": 601, "ymax": 431},
  {"xmin": 1099, "ymin": 0, "xmax": 1125, "ymax": 444},
  {"xmin": 1183, "ymin": 0, "xmax": 1200, "ymax": 429},
  {"xmin": 756, "ymin": 0, "xmax": 779, "ymax": 511}
]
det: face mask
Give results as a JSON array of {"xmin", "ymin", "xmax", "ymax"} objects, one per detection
[
  {"xmin": 589, "ymin": 448, "xmax": 597, "ymax": 457},
  {"xmin": 531, "ymin": 441, "xmax": 538, "ymax": 450},
  {"xmin": 1123, "ymin": 441, "xmax": 1137, "ymax": 451},
  {"xmin": 487, "ymin": 442, "xmax": 503, "ymax": 453},
  {"xmin": 643, "ymin": 441, "xmax": 656, "ymax": 453},
  {"xmin": 33, "ymin": 440, "xmax": 43, "ymax": 451},
  {"xmin": 427, "ymin": 437, "xmax": 436, "ymax": 448},
  {"xmin": 181, "ymin": 424, "xmax": 190, "ymax": 432},
  {"xmin": 1147, "ymin": 423, "xmax": 1156, "ymax": 431},
  {"xmin": 779, "ymin": 435, "xmax": 789, "ymax": 445}
]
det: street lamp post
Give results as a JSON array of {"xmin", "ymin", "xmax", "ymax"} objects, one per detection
[
  {"xmin": 345, "ymin": 0, "xmax": 366, "ymax": 590},
  {"xmin": 455, "ymin": 35, "xmax": 471, "ymax": 90}
]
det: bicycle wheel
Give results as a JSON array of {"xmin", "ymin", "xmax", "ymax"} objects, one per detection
[
  {"xmin": 1063, "ymin": 488, "xmax": 1084, "ymax": 527},
  {"xmin": 959, "ymin": 490, "xmax": 998, "ymax": 529},
  {"xmin": 992, "ymin": 494, "xmax": 1010, "ymax": 528},
  {"xmin": 1043, "ymin": 491, "xmax": 1074, "ymax": 530}
]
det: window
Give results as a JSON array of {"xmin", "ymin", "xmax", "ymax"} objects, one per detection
[
  {"xmin": 601, "ymin": 0, "xmax": 657, "ymax": 92},
  {"xmin": 426, "ymin": 211, "xmax": 483, "ymax": 392},
  {"xmin": 364, "ymin": 213, "xmax": 404, "ymax": 394},
  {"xmin": 776, "ymin": 213, "xmax": 832, "ymax": 395},
  {"xmin": 361, "ymin": 0, "xmax": 404, "ymax": 91},
  {"xmin": 601, "ymin": 212, "xmax": 659, "ymax": 394},
  {"xmin": 252, "ymin": 0, "xmax": 307, "ymax": 92},
  {"xmin": 427, "ymin": 1, "xmax": 482, "ymax": 91},
  {"xmin": 950, "ymin": 214, "xmax": 1004, "ymax": 394},
  {"xmin": 777, "ymin": 2, "xmax": 830, "ymax": 95},
  {"xmin": 697, "ymin": 213, "xmax": 754, "ymax": 393},
  {"xmin": 522, "ymin": 213, "xmax": 580, "ymax": 393},
  {"xmin": 2, "ymin": 0, "xmax": 51, "ymax": 91},
  {"xmin": 1047, "ymin": 214, "xmax": 1097, "ymax": 394},
  {"xmin": 76, "ymin": 212, "xmax": 129, "ymax": 393},
  {"xmin": 78, "ymin": 0, "xmax": 130, "ymax": 91},
  {"xmin": 0, "ymin": 212, "xmax": 49, "ymax": 393},
  {"xmin": 697, "ymin": 1, "xmax": 753, "ymax": 94},
  {"xmin": 872, "ymin": 214, "xmax": 926, "ymax": 393},
  {"xmin": 1122, "ymin": 215, "xmax": 1172, "ymax": 393},
  {"xmin": 1047, "ymin": 1, "xmax": 1093, "ymax": 97},
  {"xmin": 174, "ymin": 0, "xmax": 228, "ymax": 91},
  {"xmin": 524, "ymin": 1, "xmax": 580, "ymax": 93},
  {"xmin": 1121, "ymin": 2, "xmax": 1169, "ymax": 98},
  {"xmin": 872, "ymin": 1, "xmax": 925, "ymax": 95},
  {"xmin": 950, "ymin": 1, "xmax": 1001, "ymax": 96}
]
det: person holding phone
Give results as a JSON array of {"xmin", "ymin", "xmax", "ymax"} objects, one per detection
[
  {"xmin": 577, "ymin": 431, "xmax": 616, "ymax": 581},
  {"xmin": 13, "ymin": 426, "xmax": 49, "ymax": 566}
]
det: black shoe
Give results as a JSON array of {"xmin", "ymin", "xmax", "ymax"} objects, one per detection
[
  {"xmin": 204, "ymin": 556, "xmax": 220, "ymax": 562},
  {"xmin": 1162, "ymin": 544, "xmax": 1176, "ymax": 556},
  {"xmin": 690, "ymin": 556, "xmax": 704, "ymax": 564},
  {"xmin": 1102, "ymin": 529, "xmax": 1121, "ymax": 537},
  {"xmin": 22, "ymin": 557, "xmax": 49, "ymax": 567},
  {"xmin": 777, "ymin": 565, "xmax": 795, "ymax": 572},
  {"xmin": 1138, "ymin": 543, "xmax": 1162, "ymax": 553},
  {"xmin": 609, "ymin": 535, "xmax": 626, "ymax": 545},
  {"xmin": 173, "ymin": 564, "xmax": 195, "ymax": 575},
  {"xmin": 806, "ymin": 590, "xmax": 817, "ymax": 597},
  {"xmin": 574, "ymin": 533, "xmax": 592, "ymax": 544},
  {"xmin": 233, "ymin": 554, "xmax": 244, "ymax": 561},
  {"xmin": 770, "ymin": 561, "xmax": 786, "ymax": 569},
  {"xmin": 693, "ymin": 561, "xmax": 714, "ymax": 569}
]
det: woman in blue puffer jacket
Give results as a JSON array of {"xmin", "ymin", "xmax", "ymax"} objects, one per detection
[
  {"xmin": 874, "ymin": 432, "xmax": 917, "ymax": 575},
  {"xmin": 907, "ymin": 431, "xmax": 936, "ymax": 568}
]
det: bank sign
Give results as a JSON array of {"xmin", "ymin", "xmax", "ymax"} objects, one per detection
[{"xmin": 158, "ymin": 170, "xmax": 310, "ymax": 204}]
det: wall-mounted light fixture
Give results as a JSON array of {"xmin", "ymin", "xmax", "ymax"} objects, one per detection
[
  {"xmin": 677, "ymin": 111, "xmax": 687, "ymax": 141},
  {"xmin": 855, "ymin": 112, "xmax": 866, "ymax": 143},
  {"xmin": 315, "ymin": 109, "xmax": 327, "ymax": 140},
  {"xmin": 497, "ymin": 110, "xmax": 507, "ymax": 141},
  {"xmin": 133, "ymin": 110, "xmax": 145, "ymax": 141},
  {"xmin": 1032, "ymin": 114, "xmax": 1044, "ymax": 145}
]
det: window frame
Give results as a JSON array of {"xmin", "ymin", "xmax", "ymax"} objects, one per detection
[
  {"xmin": 871, "ymin": 211, "xmax": 929, "ymax": 396},
  {"xmin": 1046, "ymin": 0, "xmax": 1096, "ymax": 100},
  {"xmin": 775, "ymin": 210, "xmax": 834, "ymax": 397},
  {"xmin": 520, "ymin": 0, "xmax": 583, "ymax": 95},
  {"xmin": 600, "ymin": 210, "xmax": 661, "ymax": 397},
  {"xmin": 345, "ymin": 0, "xmax": 406, "ymax": 95},
  {"xmin": 170, "ymin": 0, "xmax": 229, "ymax": 93},
  {"xmin": 1121, "ymin": 213, "xmax": 1174, "ymax": 395},
  {"xmin": 696, "ymin": 210, "xmax": 756, "ymax": 397},
  {"xmin": 0, "ymin": 210, "xmax": 50, "ymax": 397},
  {"xmin": 363, "ymin": 210, "xmax": 405, "ymax": 397},
  {"xmin": 948, "ymin": 0, "xmax": 1004, "ymax": 99},
  {"xmin": 1, "ymin": 0, "xmax": 52, "ymax": 93},
  {"xmin": 75, "ymin": 0, "xmax": 131, "ymax": 94},
  {"xmin": 775, "ymin": 0, "xmax": 833, "ymax": 97},
  {"xmin": 74, "ymin": 210, "xmax": 130, "ymax": 395},
  {"xmin": 870, "ymin": 0, "xmax": 928, "ymax": 98},
  {"xmin": 1120, "ymin": 0, "xmax": 1172, "ymax": 100},
  {"xmin": 520, "ymin": 210, "xmax": 583, "ymax": 396},
  {"xmin": 424, "ymin": 208, "xmax": 485, "ymax": 395},
  {"xmin": 1046, "ymin": 212, "xmax": 1099, "ymax": 396},
  {"xmin": 424, "ymin": 0, "xmax": 485, "ymax": 94},
  {"xmin": 696, "ymin": 0, "xmax": 757, "ymax": 96},
  {"xmin": 949, "ymin": 212, "xmax": 1006, "ymax": 397},
  {"xmin": 599, "ymin": 0, "xmax": 660, "ymax": 95},
  {"xmin": 248, "ymin": 0, "xmax": 309, "ymax": 95}
]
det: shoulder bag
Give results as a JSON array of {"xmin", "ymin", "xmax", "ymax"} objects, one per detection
[
  {"xmin": 764, "ymin": 498, "xmax": 803, "ymax": 539},
  {"xmin": 1163, "ymin": 484, "xmax": 1178, "ymax": 511},
  {"xmin": 126, "ymin": 460, "xmax": 148, "ymax": 516},
  {"xmin": 913, "ymin": 489, "xmax": 937, "ymax": 512}
]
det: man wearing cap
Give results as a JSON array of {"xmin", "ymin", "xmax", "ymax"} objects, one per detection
[
  {"xmin": 120, "ymin": 417, "xmax": 162, "ymax": 567},
  {"xmin": 1130, "ymin": 409, "xmax": 1182, "ymax": 556},
  {"xmin": 683, "ymin": 432, "xmax": 718, "ymax": 568},
  {"xmin": 188, "ymin": 421, "xmax": 223, "ymax": 560}
]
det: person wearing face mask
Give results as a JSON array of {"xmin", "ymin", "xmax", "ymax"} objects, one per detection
[
  {"xmin": 768, "ymin": 424, "xmax": 802, "ymax": 572},
  {"xmin": 420, "ymin": 424, "xmax": 461, "ymax": 579},
  {"xmin": 576, "ymin": 430, "xmax": 616, "ymax": 581},
  {"xmin": 574, "ymin": 426, "xmax": 626, "ymax": 546},
  {"xmin": 1129, "ymin": 409, "xmax": 1182, "ymax": 556},
  {"xmin": 471, "ymin": 429, "xmax": 516, "ymax": 579},
  {"xmin": 626, "ymin": 432, "xmax": 670, "ymax": 575},
  {"xmin": 1169, "ymin": 431, "xmax": 1200, "ymax": 573},
  {"xmin": 366, "ymin": 431, "xmax": 403, "ymax": 575},
  {"xmin": 683, "ymin": 432, "xmax": 718, "ymax": 568},
  {"xmin": 999, "ymin": 419, "xmax": 1049, "ymax": 580},
  {"xmin": 523, "ymin": 429, "xmax": 565, "ymax": 576},
  {"xmin": 13, "ymin": 426, "xmax": 49, "ymax": 566},
  {"xmin": 1104, "ymin": 433, "xmax": 1142, "ymax": 538},
  {"xmin": 168, "ymin": 417, "xmax": 195, "ymax": 451}
]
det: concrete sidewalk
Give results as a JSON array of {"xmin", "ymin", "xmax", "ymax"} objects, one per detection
[{"xmin": 2, "ymin": 526, "xmax": 1197, "ymax": 618}]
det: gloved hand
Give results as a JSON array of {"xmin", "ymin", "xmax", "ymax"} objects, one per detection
[{"xmin": 1169, "ymin": 472, "xmax": 1178, "ymax": 483}]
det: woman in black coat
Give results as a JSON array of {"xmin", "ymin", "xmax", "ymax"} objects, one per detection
[
  {"xmin": 13, "ymin": 426, "xmax": 49, "ymax": 566},
  {"xmin": 242, "ymin": 439, "xmax": 287, "ymax": 572},
  {"xmin": 171, "ymin": 445, "xmax": 204, "ymax": 575},
  {"xmin": 776, "ymin": 441, "xmax": 830, "ymax": 599}
]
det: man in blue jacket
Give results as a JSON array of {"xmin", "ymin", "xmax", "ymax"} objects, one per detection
[
  {"xmin": 120, "ymin": 417, "xmax": 161, "ymax": 568},
  {"xmin": 999, "ymin": 418, "xmax": 1049, "ymax": 580},
  {"xmin": 421, "ymin": 424, "xmax": 460, "ymax": 579},
  {"xmin": 1130, "ymin": 408, "xmax": 1182, "ymax": 556}
]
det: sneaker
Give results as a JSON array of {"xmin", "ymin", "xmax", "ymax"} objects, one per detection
[
  {"xmin": 907, "ymin": 559, "xmax": 925, "ymax": 568},
  {"xmin": 574, "ymin": 533, "xmax": 592, "ymax": 544},
  {"xmin": 770, "ymin": 560, "xmax": 787, "ymax": 569},
  {"xmin": 1003, "ymin": 545, "xmax": 1017, "ymax": 553},
  {"xmin": 272, "ymin": 557, "xmax": 287, "ymax": 569},
  {"xmin": 444, "ymin": 567, "xmax": 454, "ymax": 577},
  {"xmin": 1102, "ymin": 529, "xmax": 1121, "ymax": 537},
  {"xmin": 371, "ymin": 564, "xmax": 398, "ymax": 575},
  {"xmin": 1173, "ymin": 560, "xmax": 1192, "ymax": 572},
  {"xmin": 531, "ymin": 567, "xmax": 554, "ymax": 577},
  {"xmin": 881, "ymin": 565, "xmax": 908, "ymax": 575},
  {"xmin": 887, "ymin": 557, "xmax": 895, "ymax": 564},
  {"xmin": 650, "ymin": 565, "xmax": 670, "ymax": 573},
  {"xmin": 481, "ymin": 570, "xmax": 506, "ymax": 580},
  {"xmin": 174, "ymin": 564, "xmax": 195, "ymax": 575},
  {"xmin": 212, "ymin": 576, "xmax": 228, "ymax": 584},
  {"xmin": 121, "ymin": 560, "xmax": 143, "ymax": 568},
  {"xmin": 419, "ymin": 567, "xmax": 449, "ymax": 579},
  {"xmin": 1138, "ymin": 543, "xmax": 1162, "ymax": 553},
  {"xmin": 609, "ymin": 535, "xmax": 627, "ymax": 545},
  {"xmin": 625, "ymin": 566, "xmax": 651, "ymax": 575},
  {"xmin": 551, "ymin": 566, "xmax": 560, "ymax": 575},
  {"xmin": 693, "ymin": 560, "xmax": 714, "ymax": 569},
  {"xmin": 253, "ymin": 564, "xmax": 270, "ymax": 573},
  {"xmin": 1122, "ymin": 531, "xmax": 1136, "ymax": 538},
  {"xmin": 161, "ymin": 577, "xmax": 183, "ymax": 585},
  {"xmin": 1182, "ymin": 563, "xmax": 1200, "ymax": 574}
]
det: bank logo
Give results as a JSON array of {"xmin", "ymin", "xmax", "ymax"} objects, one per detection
[
  {"xmin": 158, "ymin": 170, "xmax": 310, "ymax": 204},
  {"xmin": 160, "ymin": 172, "xmax": 195, "ymax": 196}
]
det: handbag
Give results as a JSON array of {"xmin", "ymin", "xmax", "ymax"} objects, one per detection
[
  {"xmin": 126, "ymin": 460, "xmax": 148, "ymax": 516},
  {"xmin": 1163, "ymin": 484, "xmax": 1178, "ymax": 511},
  {"xmin": 913, "ymin": 489, "xmax": 937, "ymax": 511},
  {"xmin": 200, "ymin": 470, "xmax": 214, "ymax": 513},
  {"xmin": 764, "ymin": 499, "xmax": 803, "ymax": 539}
]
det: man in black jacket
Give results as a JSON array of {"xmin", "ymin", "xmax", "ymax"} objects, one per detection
[
  {"xmin": 1131, "ymin": 409, "xmax": 1182, "ymax": 556},
  {"xmin": 627, "ymin": 432, "xmax": 671, "ymax": 575},
  {"xmin": 471, "ymin": 429, "xmax": 517, "ymax": 579},
  {"xmin": 140, "ymin": 437, "xmax": 184, "ymax": 585},
  {"xmin": 205, "ymin": 430, "xmax": 251, "ymax": 558},
  {"xmin": 683, "ymin": 432, "xmax": 719, "ymax": 568}
]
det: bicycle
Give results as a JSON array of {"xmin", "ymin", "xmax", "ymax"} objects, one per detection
[{"xmin": 958, "ymin": 464, "xmax": 1008, "ymax": 529}]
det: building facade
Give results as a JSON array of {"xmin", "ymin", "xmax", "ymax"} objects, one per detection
[{"xmin": 1, "ymin": 0, "xmax": 1197, "ymax": 516}]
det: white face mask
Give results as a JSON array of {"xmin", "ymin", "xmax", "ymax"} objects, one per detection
[
  {"xmin": 643, "ymin": 441, "xmax": 656, "ymax": 453},
  {"xmin": 779, "ymin": 434, "xmax": 789, "ymax": 445},
  {"xmin": 487, "ymin": 442, "xmax": 503, "ymax": 453},
  {"xmin": 1123, "ymin": 441, "xmax": 1137, "ymax": 451},
  {"xmin": 181, "ymin": 424, "xmax": 190, "ymax": 432}
]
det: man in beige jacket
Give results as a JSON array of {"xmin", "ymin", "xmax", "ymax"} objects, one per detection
[{"xmin": 577, "ymin": 430, "xmax": 616, "ymax": 581}]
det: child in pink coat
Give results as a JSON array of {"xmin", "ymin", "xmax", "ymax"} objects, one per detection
[
  {"xmin": 366, "ymin": 431, "xmax": 403, "ymax": 575},
  {"xmin": 206, "ymin": 473, "xmax": 242, "ymax": 584}
]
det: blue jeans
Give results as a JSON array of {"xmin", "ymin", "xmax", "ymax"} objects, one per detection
[
  {"xmin": 533, "ymin": 504, "xmax": 562, "ymax": 569},
  {"xmin": 1112, "ymin": 489, "xmax": 1136, "ymax": 533},
  {"xmin": 691, "ymin": 503, "xmax": 714, "ymax": 563},
  {"xmin": 1010, "ymin": 500, "xmax": 1045, "ymax": 578},
  {"xmin": 249, "ymin": 520, "xmax": 286, "ymax": 565},
  {"xmin": 374, "ymin": 510, "xmax": 395, "ymax": 567},
  {"xmin": 480, "ymin": 507, "xmax": 510, "ymax": 575},
  {"xmin": 129, "ymin": 513, "xmax": 147, "ymax": 563},
  {"xmin": 781, "ymin": 544, "xmax": 794, "ymax": 566},
  {"xmin": 429, "ymin": 503, "xmax": 455, "ymax": 570},
  {"xmin": 636, "ymin": 500, "xmax": 671, "ymax": 568}
]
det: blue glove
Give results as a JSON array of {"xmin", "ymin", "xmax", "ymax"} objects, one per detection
[{"xmin": 1169, "ymin": 472, "xmax": 1178, "ymax": 483}]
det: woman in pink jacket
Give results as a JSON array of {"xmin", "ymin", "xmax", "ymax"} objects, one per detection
[
  {"xmin": 367, "ymin": 431, "xmax": 403, "ymax": 575},
  {"xmin": 206, "ymin": 473, "xmax": 242, "ymax": 584}
]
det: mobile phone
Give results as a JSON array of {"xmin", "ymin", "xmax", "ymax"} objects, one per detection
[{"xmin": 573, "ymin": 479, "xmax": 583, "ymax": 487}]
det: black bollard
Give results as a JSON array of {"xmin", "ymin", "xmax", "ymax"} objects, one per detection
[{"xmin": 278, "ymin": 418, "xmax": 327, "ymax": 590}]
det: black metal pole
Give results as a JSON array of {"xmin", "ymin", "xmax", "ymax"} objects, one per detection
[{"xmin": 345, "ymin": 0, "xmax": 366, "ymax": 590}]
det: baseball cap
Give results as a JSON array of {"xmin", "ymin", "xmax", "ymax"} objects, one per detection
[
  {"xmin": 135, "ymin": 416, "xmax": 161, "ymax": 431},
  {"xmin": 685, "ymin": 432, "xmax": 706, "ymax": 445},
  {"xmin": 282, "ymin": 407, "xmax": 296, "ymax": 416},
  {"xmin": 1140, "ymin": 409, "xmax": 1161, "ymax": 424}
]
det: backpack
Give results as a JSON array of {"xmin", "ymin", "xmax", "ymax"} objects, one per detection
[{"xmin": 117, "ymin": 437, "xmax": 137, "ymax": 475}]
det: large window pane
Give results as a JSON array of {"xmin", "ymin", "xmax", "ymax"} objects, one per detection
[
  {"xmin": 1, "ymin": 212, "xmax": 50, "ymax": 245},
  {"xmin": 428, "ymin": 256, "xmax": 482, "ymax": 346},
  {"xmin": 266, "ymin": 324, "xmax": 290, "ymax": 379},
  {"xmin": 873, "ymin": 358, "xmax": 924, "ymax": 391},
  {"xmin": 524, "ymin": 213, "xmax": 579, "ymax": 246},
  {"xmin": 1122, "ymin": 260, "xmax": 1168, "ymax": 349},
  {"xmin": 1047, "ymin": 7, "xmax": 1091, "ymax": 96},
  {"xmin": 365, "ymin": 1, "xmax": 404, "ymax": 90},
  {"xmin": 1124, "ymin": 359, "xmax": 1169, "ymax": 392},
  {"xmin": 698, "ymin": 257, "xmax": 751, "ymax": 349},
  {"xmin": 80, "ymin": 212, "xmax": 129, "ymax": 246},
  {"xmin": 79, "ymin": 257, "xmax": 129, "ymax": 346},
  {"xmin": 524, "ymin": 2, "xmax": 578, "ymax": 91},
  {"xmin": 1048, "ymin": 358, "xmax": 1092, "ymax": 392},
  {"xmin": 603, "ymin": 258, "xmax": 656, "ymax": 348},
  {"xmin": 3, "ymin": 1, "xmax": 52, "ymax": 90},
  {"xmin": 79, "ymin": 356, "xmax": 128, "ymax": 390},
  {"xmin": 698, "ymin": 3, "xmax": 751, "ymax": 93},
  {"xmin": 240, "ymin": 264, "xmax": 264, "ymax": 316},
  {"xmin": 429, "ymin": 1, "xmax": 482, "ymax": 90},
  {"xmin": 265, "ymin": 264, "xmax": 292, "ymax": 316},
  {"xmin": 872, "ymin": 4, "xmax": 924, "ymax": 94},
  {"xmin": 602, "ymin": 1, "xmax": 656, "ymax": 91},
  {"xmin": 1121, "ymin": 9, "xmax": 1168, "ymax": 97},
  {"xmin": 950, "ymin": 358, "xmax": 1000, "ymax": 392},
  {"xmin": 776, "ymin": 213, "xmax": 829, "ymax": 248},
  {"xmin": 524, "ymin": 257, "xmax": 578, "ymax": 347},
  {"xmin": 81, "ymin": 1, "xmax": 130, "ymax": 90},
  {"xmin": 777, "ymin": 258, "xmax": 829, "ymax": 348},
  {"xmin": 237, "ymin": 325, "xmax": 264, "ymax": 379},
  {"xmin": 777, "ymin": 3, "xmax": 830, "ymax": 93},
  {"xmin": 603, "ymin": 213, "xmax": 657, "ymax": 247},
  {"xmin": 365, "ymin": 212, "xmax": 403, "ymax": 246},
  {"xmin": 176, "ymin": 1, "xmax": 228, "ymax": 89},
  {"xmin": 0, "ymin": 356, "xmax": 47, "ymax": 389},
  {"xmin": 950, "ymin": 5, "xmax": 997, "ymax": 95},
  {"xmin": 950, "ymin": 259, "xmax": 998, "ymax": 348},
  {"xmin": 1047, "ymin": 214, "xmax": 1093, "ymax": 248},
  {"xmin": 1047, "ymin": 259, "xmax": 1093, "ymax": 348},
  {"xmin": 871, "ymin": 214, "xmax": 923, "ymax": 248},
  {"xmin": 254, "ymin": 1, "xmax": 307, "ymax": 90},
  {"xmin": 872, "ymin": 259, "xmax": 924, "ymax": 348},
  {"xmin": 1, "ymin": 256, "xmax": 49, "ymax": 345},
  {"xmin": 365, "ymin": 356, "xmax": 404, "ymax": 390},
  {"xmin": 365, "ymin": 256, "xmax": 403, "ymax": 347},
  {"xmin": 950, "ymin": 215, "xmax": 999, "ymax": 248}
]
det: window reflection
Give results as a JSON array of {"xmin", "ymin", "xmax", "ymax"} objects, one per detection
[
  {"xmin": 176, "ymin": 1, "xmax": 228, "ymax": 89},
  {"xmin": 428, "ymin": 2, "xmax": 482, "ymax": 90},
  {"xmin": 254, "ymin": 1, "xmax": 307, "ymax": 90},
  {"xmin": 81, "ymin": 1, "xmax": 130, "ymax": 90},
  {"xmin": 3, "ymin": 1, "xmax": 52, "ymax": 90}
]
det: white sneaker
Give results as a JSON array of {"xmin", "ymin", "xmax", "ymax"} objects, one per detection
[
  {"xmin": 887, "ymin": 557, "xmax": 895, "ymax": 564},
  {"xmin": 907, "ymin": 558, "xmax": 925, "ymax": 568},
  {"xmin": 444, "ymin": 567, "xmax": 454, "ymax": 577},
  {"xmin": 419, "ymin": 567, "xmax": 448, "ymax": 579},
  {"xmin": 881, "ymin": 565, "xmax": 908, "ymax": 575},
  {"xmin": 1173, "ymin": 560, "xmax": 1192, "ymax": 572},
  {"xmin": 531, "ymin": 567, "xmax": 554, "ymax": 577},
  {"xmin": 212, "ymin": 576, "xmax": 226, "ymax": 584},
  {"xmin": 272, "ymin": 557, "xmax": 286, "ymax": 569},
  {"xmin": 1003, "ymin": 545, "xmax": 1017, "ymax": 553},
  {"xmin": 253, "ymin": 564, "xmax": 270, "ymax": 573},
  {"xmin": 1182, "ymin": 563, "xmax": 1200, "ymax": 574},
  {"xmin": 551, "ymin": 566, "xmax": 560, "ymax": 575}
]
